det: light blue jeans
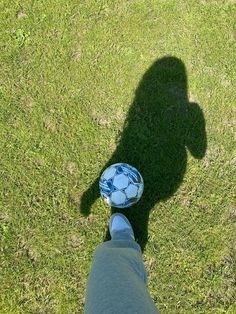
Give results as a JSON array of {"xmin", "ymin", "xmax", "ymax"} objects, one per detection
[{"xmin": 85, "ymin": 235, "xmax": 159, "ymax": 314}]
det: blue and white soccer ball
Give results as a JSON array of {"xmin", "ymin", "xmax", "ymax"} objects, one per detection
[{"xmin": 99, "ymin": 163, "xmax": 144, "ymax": 208}]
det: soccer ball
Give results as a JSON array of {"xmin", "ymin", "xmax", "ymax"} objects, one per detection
[{"xmin": 99, "ymin": 163, "xmax": 144, "ymax": 208}]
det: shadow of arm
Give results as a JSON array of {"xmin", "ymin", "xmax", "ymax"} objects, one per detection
[
  {"xmin": 185, "ymin": 102, "xmax": 207, "ymax": 159},
  {"xmin": 80, "ymin": 177, "xmax": 100, "ymax": 216}
]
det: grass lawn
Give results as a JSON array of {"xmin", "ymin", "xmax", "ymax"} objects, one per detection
[{"xmin": 0, "ymin": 0, "xmax": 235, "ymax": 313}]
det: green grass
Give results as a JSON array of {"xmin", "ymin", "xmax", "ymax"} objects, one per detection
[{"xmin": 0, "ymin": 0, "xmax": 235, "ymax": 313}]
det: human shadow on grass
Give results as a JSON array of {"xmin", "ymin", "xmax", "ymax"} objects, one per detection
[{"xmin": 80, "ymin": 56, "xmax": 207, "ymax": 252}]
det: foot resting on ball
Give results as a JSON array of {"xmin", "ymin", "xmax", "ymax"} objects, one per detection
[{"xmin": 109, "ymin": 213, "xmax": 135, "ymax": 241}]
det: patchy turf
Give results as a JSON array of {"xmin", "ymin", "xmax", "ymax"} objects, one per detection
[{"xmin": 0, "ymin": 0, "xmax": 235, "ymax": 313}]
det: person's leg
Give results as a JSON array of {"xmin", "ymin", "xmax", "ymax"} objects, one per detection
[{"xmin": 84, "ymin": 214, "xmax": 159, "ymax": 314}]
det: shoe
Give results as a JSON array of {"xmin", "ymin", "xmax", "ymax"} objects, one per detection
[{"xmin": 109, "ymin": 213, "xmax": 135, "ymax": 240}]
